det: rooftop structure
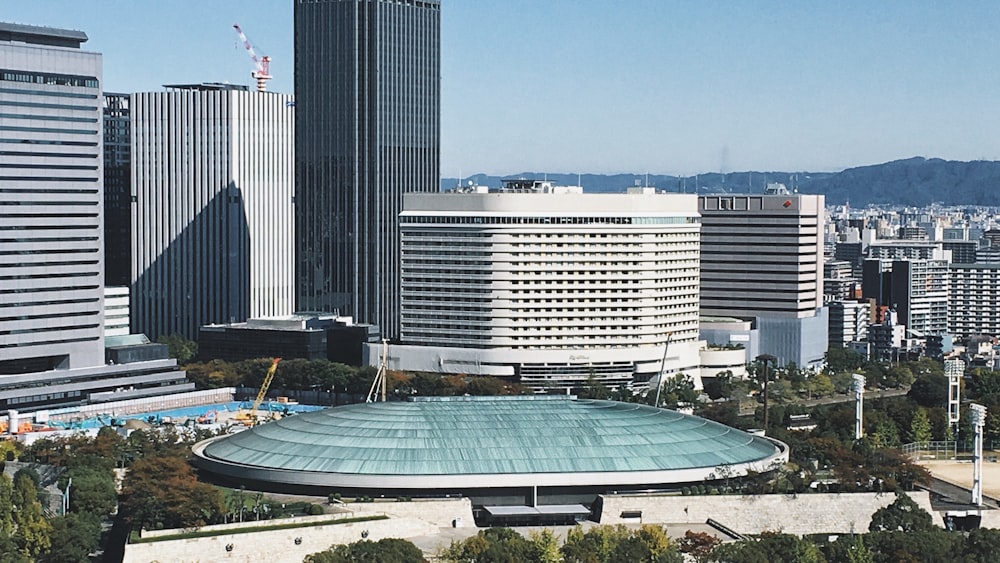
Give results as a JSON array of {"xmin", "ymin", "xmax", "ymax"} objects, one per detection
[
  {"xmin": 0, "ymin": 22, "xmax": 87, "ymax": 47},
  {"xmin": 193, "ymin": 396, "xmax": 786, "ymax": 501},
  {"xmin": 199, "ymin": 313, "xmax": 378, "ymax": 364}
]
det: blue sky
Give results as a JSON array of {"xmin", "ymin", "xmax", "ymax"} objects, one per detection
[{"xmin": 6, "ymin": 1, "xmax": 1000, "ymax": 176}]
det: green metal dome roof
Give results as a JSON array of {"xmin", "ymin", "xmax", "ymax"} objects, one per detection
[{"xmin": 193, "ymin": 396, "xmax": 785, "ymax": 490}]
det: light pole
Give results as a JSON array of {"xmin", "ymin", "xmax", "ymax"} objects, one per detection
[
  {"xmin": 852, "ymin": 374, "xmax": 866, "ymax": 441},
  {"xmin": 971, "ymin": 403, "xmax": 987, "ymax": 507},
  {"xmin": 757, "ymin": 354, "xmax": 776, "ymax": 433}
]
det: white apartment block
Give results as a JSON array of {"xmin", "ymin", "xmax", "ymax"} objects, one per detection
[
  {"xmin": 867, "ymin": 240, "xmax": 949, "ymax": 261},
  {"xmin": 891, "ymin": 259, "xmax": 949, "ymax": 336},
  {"xmin": 386, "ymin": 184, "xmax": 703, "ymax": 391},
  {"xmin": 949, "ymin": 264, "xmax": 1000, "ymax": 338},
  {"xmin": 130, "ymin": 84, "xmax": 294, "ymax": 339},
  {"xmin": 828, "ymin": 300, "xmax": 871, "ymax": 347}
]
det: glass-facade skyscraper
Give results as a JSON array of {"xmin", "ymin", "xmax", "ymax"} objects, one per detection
[{"xmin": 294, "ymin": 0, "xmax": 441, "ymax": 340}]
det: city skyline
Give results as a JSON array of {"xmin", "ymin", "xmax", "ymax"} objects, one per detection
[{"xmin": 5, "ymin": 1, "xmax": 1000, "ymax": 176}]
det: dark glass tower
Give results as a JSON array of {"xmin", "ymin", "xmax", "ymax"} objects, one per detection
[
  {"xmin": 103, "ymin": 93, "xmax": 131, "ymax": 287},
  {"xmin": 294, "ymin": 0, "xmax": 441, "ymax": 340}
]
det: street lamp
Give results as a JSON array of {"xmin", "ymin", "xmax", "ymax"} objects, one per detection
[{"xmin": 757, "ymin": 354, "xmax": 777, "ymax": 433}]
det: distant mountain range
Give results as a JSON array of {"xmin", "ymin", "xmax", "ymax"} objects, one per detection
[{"xmin": 441, "ymin": 157, "xmax": 1000, "ymax": 207}]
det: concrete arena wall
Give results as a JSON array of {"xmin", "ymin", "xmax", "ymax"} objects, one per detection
[
  {"xmin": 598, "ymin": 491, "xmax": 937, "ymax": 535},
  {"xmin": 342, "ymin": 498, "xmax": 474, "ymax": 528},
  {"xmin": 122, "ymin": 516, "xmax": 437, "ymax": 563}
]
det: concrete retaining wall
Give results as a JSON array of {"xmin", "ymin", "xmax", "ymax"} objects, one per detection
[
  {"xmin": 122, "ymin": 516, "xmax": 437, "ymax": 563},
  {"xmin": 123, "ymin": 499, "xmax": 474, "ymax": 563},
  {"xmin": 598, "ymin": 491, "xmax": 938, "ymax": 535}
]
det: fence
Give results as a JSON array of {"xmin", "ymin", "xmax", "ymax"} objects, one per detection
[{"xmin": 901, "ymin": 440, "xmax": 958, "ymax": 461}]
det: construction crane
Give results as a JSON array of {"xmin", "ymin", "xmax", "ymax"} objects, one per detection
[
  {"xmin": 236, "ymin": 358, "xmax": 281, "ymax": 426},
  {"xmin": 366, "ymin": 340, "xmax": 389, "ymax": 403},
  {"xmin": 233, "ymin": 23, "xmax": 272, "ymax": 92},
  {"xmin": 653, "ymin": 332, "xmax": 674, "ymax": 408}
]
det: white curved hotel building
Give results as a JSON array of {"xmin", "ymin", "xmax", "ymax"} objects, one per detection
[{"xmin": 385, "ymin": 183, "xmax": 702, "ymax": 391}]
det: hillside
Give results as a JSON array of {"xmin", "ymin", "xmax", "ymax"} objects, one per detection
[{"xmin": 441, "ymin": 158, "xmax": 1000, "ymax": 207}]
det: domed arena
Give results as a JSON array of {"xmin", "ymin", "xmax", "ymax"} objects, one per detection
[{"xmin": 193, "ymin": 396, "xmax": 786, "ymax": 510}]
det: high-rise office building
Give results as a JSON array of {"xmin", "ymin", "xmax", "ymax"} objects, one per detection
[
  {"xmin": 0, "ymin": 23, "xmax": 190, "ymax": 412},
  {"xmin": 0, "ymin": 23, "xmax": 105, "ymax": 373},
  {"xmin": 698, "ymin": 185, "xmax": 827, "ymax": 368},
  {"xmin": 131, "ymin": 84, "xmax": 295, "ymax": 340},
  {"xmin": 294, "ymin": 0, "xmax": 441, "ymax": 340}
]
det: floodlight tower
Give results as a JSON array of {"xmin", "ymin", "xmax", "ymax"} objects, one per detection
[
  {"xmin": 946, "ymin": 359, "xmax": 964, "ymax": 431},
  {"xmin": 852, "ymin": 374, "xmax": 866, "ymax": 440},
  {"xmin": 970, "ymin": 403, "xmax": 987, "ymax": 506}
]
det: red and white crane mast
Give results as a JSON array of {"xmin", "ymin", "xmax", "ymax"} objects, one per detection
[{"xmin": 233, "ymin": 23, "xmax": 271, "ymax": 92}]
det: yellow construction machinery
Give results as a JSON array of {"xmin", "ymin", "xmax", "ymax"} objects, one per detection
[{"xmin": 235, "ymin": 358, "xmax": 281, "ymax": 426}]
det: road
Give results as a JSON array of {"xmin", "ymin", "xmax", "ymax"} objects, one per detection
[{"xmin": 737, "ymin": 387, "xmax": 910, "ymax": 417}]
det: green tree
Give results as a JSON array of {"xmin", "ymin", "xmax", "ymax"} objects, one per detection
[
  {"xmin": 528, "ymin": 529, "xmax": 561, "ymax": 563},
  {"xmin": 909, "ymin": 408, "xmax": 932, "ymax": 445},
  {"xmin": 869, "ymin": 419, "xmax": 902, "ymax": 449},
  {"xmin": 678, "ymin": 530, "xmax": 721, "ymax": 562},
  {"xmin": 703, "ymin": 371, "xmax": 735, "ymax": 401},
  {"xmin": 654, "ymin": 374, "xmax": 700, "ymax": 408},
  {"xmin": 819, "ymin": 534, "xmax": 873, "ymax": 563},
  {"xmin": 707, "ymin": 532, "xmax": 825, "ymax": 563},
  {"xmin": 306, "ymin": 538, "xmax": 424, "ymax": 563},
  {"xmin": 825, "ymin": 346, "xmax": 865, "ymax": 374},
  {"xmin": 908, "ymin": 372, "xmax": 949, "ymax": 408},
  {"xmin": 864, "ymin": 528, "xmax": 962, "ymax": 563},
  {"xmin": 963, "ymin": 527, "xmax": 1000, "ymax": 563},
  {"xmin": 807, "ymin": 373, "xmax": 835, "ymax": 398},
  {"xmin": 465, "ymin": 376, "xmax": 524, "ymax": 396},
  {"xmin": 579, "ymin": 374, "xmax": 611, "ymax": 400},
  {"xmin": 883, "ymin": 365, "xmax": 915, "ymax": 388},
  {"xmin": 11, "ymin": 471, "xmax": 52, "ymax": 558},
  {"xmin": 868, "ymin": 492, "xmax": 934, "ymax": 533},
  {"xmin": 42, "ymin": 512, "xmax": 100, "ymax": 563},
  {"xmin": 156, "ymin": 333, "xmax": 198, "ymax": 363},
  {"xmin": 562, "ymin": 524, "xmax": 632, "ymax": 563},
  {"xmin": 67, "ymin": 468, "xmax": 117, "ymax": 516},
  {"xmin": 439, "ymin": 527, "xmax": 535, "ymax": 562},
  {"xmin": 0, "ymin": 473, "xmax": 14, "ymax": 538},
  {"xmin": 121, "ymin": 455, "xmax": 226, "ymax": 530}
]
